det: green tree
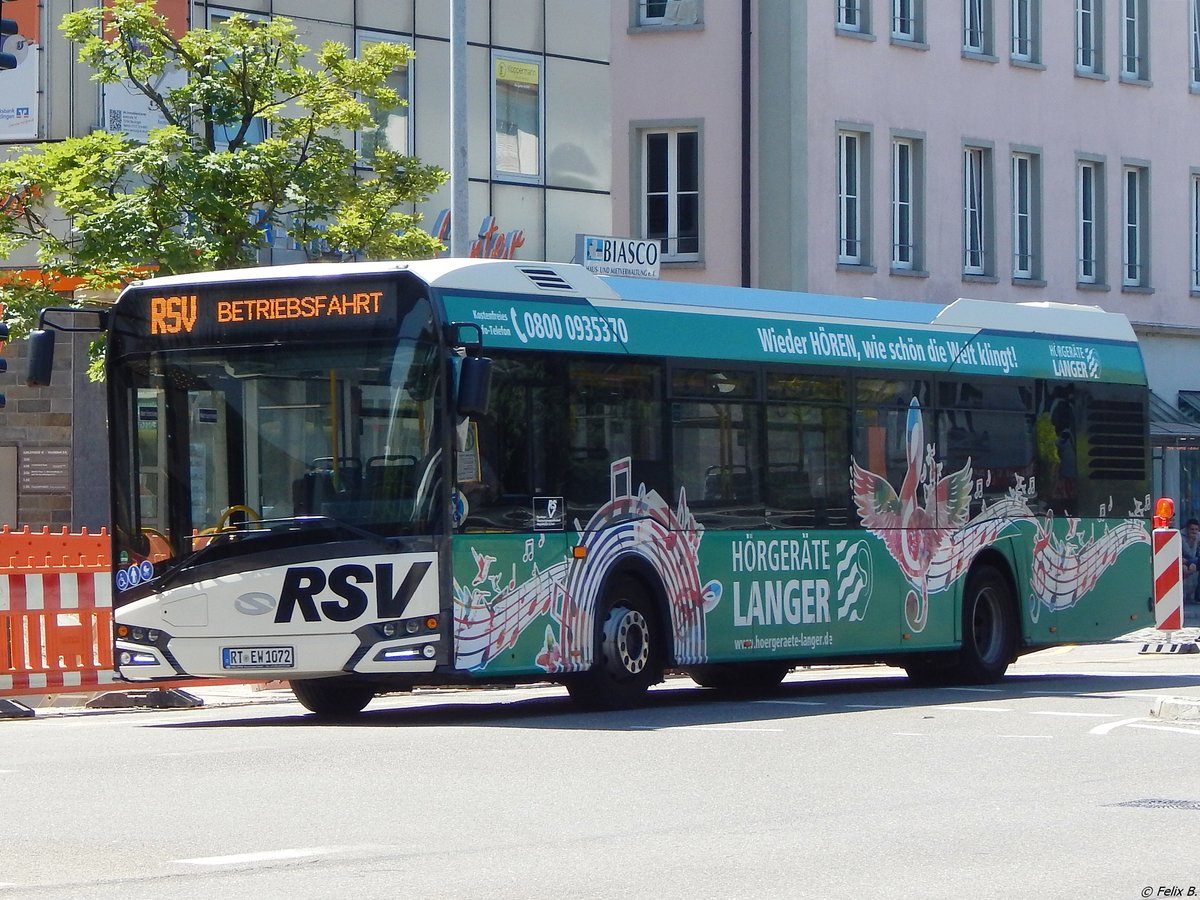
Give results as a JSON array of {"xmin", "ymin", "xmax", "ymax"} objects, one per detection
[{"xmin": 0, "ymin": 0, "xmax": 447, "ymax": 351}]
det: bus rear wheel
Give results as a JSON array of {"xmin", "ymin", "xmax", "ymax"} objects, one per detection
[
  {"xmin": 566, "ymin": 578, "xmax": 662, "ymax": 710},
  {"xmin": 289, "ymin": 677, "xmax": 375, "ymax": 718},
  {"xmin": 952, "ymin": 564, "xmax": 1016, "ymax": 684},
  {"xmin": 903, "ymin": 565, "xmax": 1016, "ymax": 686}
]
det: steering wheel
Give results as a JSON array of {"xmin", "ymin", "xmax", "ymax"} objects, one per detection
[
  {"xmin": 139, "ymin": 527, "xmax": 173, "ymax": 562},
  {"xmin": 214, "ymin": 504, "xmax": 262, "ymax": 530}
]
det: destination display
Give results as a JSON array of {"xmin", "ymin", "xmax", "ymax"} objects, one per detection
[{"xmin": 122, "ymin": 279, "xmax": 399, "ymax": 344}]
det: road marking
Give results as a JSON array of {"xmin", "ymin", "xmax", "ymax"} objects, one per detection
[
  {"xmin": 691, "ymin": 726, "xmax": 784, "ymax": 733},
  {"xmin": 154, "ymin": 747, "xmax": 278, "ymax": 759},
  {"xmin": 942, "ymin": 686, "xmax": 1004, "ymax": 693},
  {"xmin": 845, "ymin": 703, "xmax": 902, "ymax": 709},
  {"xmin": 176, "ymin": 847, "xmax": 344, "ymax": 866},
  {"xmin": 1024, "ymin": 645, "xmax": 1076, "ymax": 657},
  {"xmin": 754, "ymin": 700, "xmax": 826, "ymax": 707},
  {"xmin": 997, "ymin": 734, "xmax": 1054, "ymax": 740},
  {"xmin": 1128, "ymin": 723, "xmax": 1200, "ymax": 736},
  {"xmin": 628, "ymin": 725, "xmax": 783, "ymax": 733},
  {"xmin": 1089, "ymin": 716, "xmax": 1147, "ymax": 735},
  {"xmin": 1028, "ymin": 711, "xmax": 1121, "ymax": 718},
  {"xmin": 932, "ymin": 706, "xmax": 1013, "ymax": 713}
]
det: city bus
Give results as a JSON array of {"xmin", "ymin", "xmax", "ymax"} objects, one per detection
[{"xmin": 37, "ymin": 258, "xmax": 1154, "ymax": 716}]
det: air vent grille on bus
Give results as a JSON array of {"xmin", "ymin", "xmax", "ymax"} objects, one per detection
[
  {"xmin": 1086, "ymin": 398, "xmax": 1146, "ymax": 480},
  {"xmin": 519, "ymin": 266, "xmax": 575, "ymax": 292}
]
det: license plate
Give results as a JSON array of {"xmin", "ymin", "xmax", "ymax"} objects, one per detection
[{"xmin": 222, "ymin": 646, "xmax": 294, "ymax": 669}]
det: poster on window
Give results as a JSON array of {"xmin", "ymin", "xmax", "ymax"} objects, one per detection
[
  {"xmin": 493, "ymin": 55, "xmax": 541, "ymax": 180},
  {"xmin": 102, "ymin": 68, "xmax": 188, "ymax": 142},
  {"xmin": 0, "ymin": 0, "xmax": 39, "ymax": 141},
  {"xmin": 99, "ymin": 0, "xmax": 189, "ymax": 142}
]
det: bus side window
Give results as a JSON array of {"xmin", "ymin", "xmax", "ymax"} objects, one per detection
[
  {"xmin": 459, "ymin": 356, "xmax": 567, "ymax": 531},
  {"xmin": 566, "ymin": 359, "xmax": 665, "ymax": 518}
]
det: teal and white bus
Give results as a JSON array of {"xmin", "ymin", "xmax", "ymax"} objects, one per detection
[{"xmin": 72, "ymin": 259, "xmax": 1153, "ymax": 715}]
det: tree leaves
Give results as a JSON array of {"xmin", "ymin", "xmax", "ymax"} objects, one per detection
[{"xmin": 0, "ymin": 0, "xmax": 447, "ymax": 354}]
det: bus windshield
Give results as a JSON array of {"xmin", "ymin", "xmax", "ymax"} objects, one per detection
[{"xmin": 110, "ymin": 299, "xmax": 443, "ymax": 573}]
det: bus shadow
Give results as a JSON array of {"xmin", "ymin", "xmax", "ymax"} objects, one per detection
[{"xmin": 152, "ymin": 668, "xmax": 1200, "ymax": 731}]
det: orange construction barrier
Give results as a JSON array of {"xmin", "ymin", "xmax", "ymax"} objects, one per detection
[
  {"xmin": 0, "ymin": 528, "xmax": 113, "ymax": 698},
  {"xmin": 0, "ymin": 527, "xmax": 253, "ymax": 708}
]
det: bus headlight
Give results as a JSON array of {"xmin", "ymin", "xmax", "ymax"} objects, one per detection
[
  {"xmin": 115, "ymin": 624, "xmax": 171, "ymax": 648},
  {"xmin": 373, "ymin": 617, "xmax": 438, "ymax": 640},
  {"xmin": 119, "ymin": 650, "xmax": 160, "ymax": 667}
]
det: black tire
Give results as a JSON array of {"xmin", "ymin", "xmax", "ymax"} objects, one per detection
[
  {"xmin": 690, "ymin": 662, "xmax": 791, "ymax": 695},
  {"xmin": 951, "ymin": 565, "xmax": 1017, "ymax": 684},
  {"xmin": 566, "ymin": 577, "xmax": 662, "ymax": 710},
  {"xmin": 289, "ymin": 678, "xmax": 375, "ymax": 718}
]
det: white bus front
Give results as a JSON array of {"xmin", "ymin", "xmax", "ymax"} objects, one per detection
[{"xmin": 107, "ymin": 275, "xmax": 458, "ymax": 704}]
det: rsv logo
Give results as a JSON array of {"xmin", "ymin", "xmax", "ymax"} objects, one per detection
[
  {"xmin": 274, "ymin": 561, "xmax": 433, "ymax": 624},
  {"xmin": 235, "ymin": 591, "xmax": 277, "ymax": 616}
]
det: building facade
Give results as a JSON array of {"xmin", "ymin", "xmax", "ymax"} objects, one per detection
[
  {"xmin": 610, "ymin": 0, "xmax": 1200, "ymax": 511},
  {"xmin": 0, "ymin": 0, "xmax": 611, "ymax": 527}
]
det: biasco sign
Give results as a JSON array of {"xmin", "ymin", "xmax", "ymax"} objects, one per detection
[{"xmin": 576, "ymin": 234, "xmax": 661, "ymax": 279}]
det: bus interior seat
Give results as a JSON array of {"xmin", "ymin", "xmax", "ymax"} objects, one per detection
[
  {"xmin": 704, "ymin": 465, "xmax": 757, "ymax": 503},
  {"xmin": 292, "ymin": 457, "xmax": 363, "ymax": 516},
  {"xmin": 364, "ymin": 454, "xmax": 418, "ymax": 499}
]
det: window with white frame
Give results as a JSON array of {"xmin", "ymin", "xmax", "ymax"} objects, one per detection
[
  {"xmin": 1192, "ymin": 173, "xmax": 1200, "ymax": 291},
  {"xmin": 964, "ymin": 0, "xmax": 992, "ymax": 54},
  {"xmin": 892, "ymin": 137, "xmax": 921, "ymax": 270},
  {"xmin": 838, "ymin": 130, "xmax": 869, "ymax": 265},
  {"xmin": 838, "ymin": 0, "xmax": 869, "ymax": 33},
  {"xmin": 642, "ymin": 128, "xmax": 699, "ymax": 261},
  {"xmin": 963, "ymin": 146, "xmax": 991, "ymax": 275},
  {"xmin": 636, "ymin": 0, "xmax": 701, "ymax": 27},
  {"xmin": 1077, "ymin": 159, "xmax": 1104, "ymax": 284},
  {"xmin": 893, "ymin": 0, "xmax": 921, "ymax": 42},
  {"xmin": 1076, "ymin": 0, "xmax": 1102, "ymax": 74},
  {"xmin": 639, "ymin": 0, "xmax": 669, "ymax": 24},
  {"xmin": 1122, "ymin": 164, "xmax": 1149, "ymax": 287},
  {"xmin": 1191, "ymin": 0, "xmax": 1200, "ymax": 87},
  {"xmin": 1011, "ymin": 152, "xmax": 1039, "ymax": 279},
  {"xmin": 356, "ymin": 32, "xmax": 412, "ymax": 164},
  {"xmin": 492, "ymin": 52, "xmax": 543, "ymax": 183},
  {"xmin": 1120, "ymin": 0, "xmax": 1149, "ymax": 80},
  {"xmin": 1011, "ymin": 0, "xmax": 1039, "ymax": 63}
]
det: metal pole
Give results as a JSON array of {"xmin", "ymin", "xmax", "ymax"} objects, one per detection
[{"xmin": 449, "ymin": 0, "xmax": 470, "ymax": 257}]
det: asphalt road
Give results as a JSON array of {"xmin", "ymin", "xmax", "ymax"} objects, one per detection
[{"xmin": 2, "ymin": 637, "xmax": 1198, "ymax": 900}]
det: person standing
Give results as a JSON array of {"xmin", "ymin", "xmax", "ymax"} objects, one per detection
[{"xmin": 1182, "ymin": 518, "xmax": 1200, "ymax": 605}]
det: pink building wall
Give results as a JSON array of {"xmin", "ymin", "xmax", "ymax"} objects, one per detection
[
  {"xmin": 613, "ymin": 2, "xmax": 1200, "ymax": 331},
  {"xmin": 610, "ymin": 0, "xmax": 747, "ymax": 286}
]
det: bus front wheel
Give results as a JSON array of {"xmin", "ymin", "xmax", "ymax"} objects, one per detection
[
  {"xmin": 289, "ymin": 677, "xmax": 375, "ymax": 718},
  {"xmin": 566, "ymin": 578, "xmax": 662, "ymax": 710}
]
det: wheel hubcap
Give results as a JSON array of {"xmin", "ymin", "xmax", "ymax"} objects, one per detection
[{"xmin": 603, "ymin": 607, "xmax": 649, "ymax": 677}]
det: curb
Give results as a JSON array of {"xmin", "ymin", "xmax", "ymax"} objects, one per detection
[{"xmin": 1150, "ymin": 696, "xmax": 1200, "ymax": 722}]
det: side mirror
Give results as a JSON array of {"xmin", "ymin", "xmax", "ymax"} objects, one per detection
[
  {"xmin": 457, "ymin": 355, "xmax": 492, "ymax": 417},
  {"xmin": 26, "ymin": 329, "xmax": 55, "ymax": 387}
]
